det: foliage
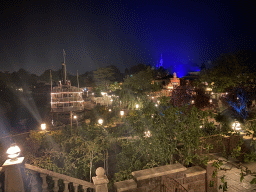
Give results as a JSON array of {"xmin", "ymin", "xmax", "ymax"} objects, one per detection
[
  {"xmin": 25, "ymin": 124, "xmax": 110, "ymax": 181},
  {"xmin": 201, "ymin": 122, "xmax": 219, "ymax": 136},
  {"xmin": 93, "ymin": 66, "xmax": 116, "ymax": 91},
  {"xmin": 199, "ymin": 52, "xmax": 256, "ymax": 93},
  {"xmin": 128, "ymin": 64, "xmax": 148, "ymax": 75},
  {"xmin": 194, "ymin": 88, "xmax": 210, "ymax": 109},
  {"xmin": 223, "ymin": 88, "xmax": 249, "ymax": 119},
  {"xmin": 214, "ymin": 112, "xmax": 232, "ymax": 134},
  {"xmin": 114, "ymin": 101, "xmax": 212, "ymax": 181},
  {"xmin": 154, "ymin": 66, "xmax": 169, "ymax": 79},
  {"xmin": 119, "ymin": 67, "xmax": 160, "ymax": 109},
  {"xmin": 219, "ymin": 175, "xmax": 228, "ymax": 191},
  {"xmin": 109, "ymin": 81, "xmax": 121, "ymax": 92},
  {"xmin": 170, "ymin": 85, "xmax": 194, "ymax": 107}
]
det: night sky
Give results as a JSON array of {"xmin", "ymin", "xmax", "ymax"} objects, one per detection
[{"xmin": 1, "ymin": 0, "xmax": 255, "ymax": 77}]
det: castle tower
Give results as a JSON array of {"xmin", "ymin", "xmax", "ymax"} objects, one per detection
[
  {"xmin": 156, "ymin": 54, "xmax": 163, "ymax": 69},
  {"xmin": 159, "ymin": 54, "xmax": 163, "ymax": 68}
]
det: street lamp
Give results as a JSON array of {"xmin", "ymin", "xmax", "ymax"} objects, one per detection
[
  {"xmin": 191, "ymin": 100, "xmax": 195, "ymax": 104},
  {"xmin": 135, "ymin": 104, "xmax": 139, "ymax": 109},
  {"xmin": 109, "ymin": 109, "xmax": 112, "ymax": 112},
  {"xmin": 6, "ymin": 143, "xmax": 21, "ymax": 160},
  {"xmin": 41, "ymin": 123, "xmax": 46, "ymax": 131},
  {"xmin": 98, "ymin": 119, "xmax": 103, "ymax": 125},
  {"xmin": 3, "ymin": 143, "xmax": 25, "ymax": 191},
  {"xmin": 209, "ymin": 99, "xmax": 212, "ymax": 104},
  {"xmin": 120, "ymin": 110, "xmax": 124, "ymax": 117},
  {"xmin": 144, "ymin": 130, "xmax": 152, "ymax": 138},
  {"xmin": 232, "ymin": 120, "xmax": 241, "ymax": 131},
  {"xmin": 73, "ymin": 115, "xmax": 78, "ymax": 128}
]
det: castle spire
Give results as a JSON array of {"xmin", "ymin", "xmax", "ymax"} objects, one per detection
[{"xmin": 156, "ymin": 54, "xmax": 163, "ymax": 69}]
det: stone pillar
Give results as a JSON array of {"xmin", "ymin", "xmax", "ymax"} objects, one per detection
[
  {"xmin": 206, "ymin": 160, "xmax": 218, "ymax": 192},
  {"xmin": 73, "ymin": 183, "xmax": 79, "ymax": 192},
  {"xmin": 52, "ymin": 177, "xmax": 59, "ymax": 192},
  {"xmin": 2, "ymin": 157, "xmax": 25, "ymax": 192},
  {"xmin": 30, "ymin": 171, "xmax": 39, "ymax": 192},
  {"xmin": 63, "ymin": 180, "xmax": 69, "ymax": 192},
  {"xmin": 40, "ymin": 173, "xmax": 48, "ymax": 192},
  {"xmin": 92, "ymin": 167, "xmax": 109, "ymax": 192}
]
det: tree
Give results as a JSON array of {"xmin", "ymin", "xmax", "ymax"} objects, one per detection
[
  {"xmin": 170, "ymin": 85, "xmax": 194, "ymax": 107},
  {"xmin": 81, "ymin": 71, "xmax": 94, "ymax": 87},
  {"xmin": 194, "ymin": 88, "xmax": 211, "ymax": 109},
  {"xmin": 25, "ymin": 123, "xmax": 110, "ymax": 182},
  {"xmin": 114, "ymin": 100, "xmax": 211, "ymax": 181},
  {"xmin": 199, "ymin": 51, "xmax": 256, "ymax": 93},
  {"xmin": 119, "ymin": 67, "xmax": 160, "ymax": 109},
  {"xmin": 154, "ymin": 66, "xmax": 168, "ymax": 79},
  {"xmin": 39, "ymin": 69, "xmax": 60, "ymax": 84},
  {"xmin": 93, "ymin": 66, "xmax": 116, "ymax": 91},
  {"xmin": 199, "ymin": 51, "xmax": 256, "ymax": 119},
  {"xmin": 129, "ymin": 64, "xmax": 148, "ymax": 75}
]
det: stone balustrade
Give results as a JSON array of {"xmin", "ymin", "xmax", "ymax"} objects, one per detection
[
  {"xmin": 114, "ymin": 163, "xmax": 210, "ymax": 192},
  {"xmin": 0, "ymin": 162, "xmax": 109, "ymax": 192},
  {"xmin": 26, "ymin": 164, "xmax": 95, "ymax": 192}
]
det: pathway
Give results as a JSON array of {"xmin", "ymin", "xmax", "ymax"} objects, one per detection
[{"xmin": 217, "ymin": 160, "xmax": 256, "ymax": 191}]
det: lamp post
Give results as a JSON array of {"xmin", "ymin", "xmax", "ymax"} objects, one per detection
[
  {"xmin": 3, "ymin": 144, "xmax": 25, "ymax": 192},
  {"xmin": 74, "ymin": 115, "xmax": 78, "ymax": 128},
  {"xmin": 41, "ymin": 123, "xmax": 46, "ymax": 131},
  {"xmin": 6, "ymin": 143, "xmax": 21, "ymax": 161},
  {"xmin": 98, "ymin": 119, "xmax": 103, "ymax": 126},
  {"xmin": 70, "ymin": 111, "xmax": 73, "ymax": 131},
  {"xmin": 135, "ymin": 104, "xmax": 139, "ymax": 109},
  {"xmin": 120, "ymin": 110, "xmax": 124, "ymax": 117},
  {"xmin": 232, "ymin": 120, "xmax": 241, "ymax": 131}
]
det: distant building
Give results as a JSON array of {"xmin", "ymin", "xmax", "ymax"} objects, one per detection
[
  {"xmin": 156, "ymin": 54, "xmax": 163, "ymax": 69},
  {"xmin": 167, "ymin": 72, "xmax": 180, "ymax": 90},
  {"xmin": 152, "ymin": 72, "xmax": 181, "ymax": 97}
]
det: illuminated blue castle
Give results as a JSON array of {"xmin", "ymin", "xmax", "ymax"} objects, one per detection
[{"xmin": 156, "ymin": 54, "xmax": 163, "ymax": 69}]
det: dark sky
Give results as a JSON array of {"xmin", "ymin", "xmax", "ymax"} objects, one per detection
[{"xmin": 1, "ymin": 0, "xmax": 255, "ymax": 76}]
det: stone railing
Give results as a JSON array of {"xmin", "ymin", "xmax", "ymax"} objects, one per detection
[
  {"xmin": 0, "ymin": 162, "xmax": 109, "ymax": 192},
  {"xmin": 24, "ymin": 164, "xmax": 95, "ymax": 192},
  {"xmin": 114, "ymin": 163, "xmax": 209, "ymax": 192}
]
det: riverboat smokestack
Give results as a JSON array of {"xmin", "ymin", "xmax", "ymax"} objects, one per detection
[{"xmin": 62, "ymin": 63, "xmax": 67, "ymax": 85}]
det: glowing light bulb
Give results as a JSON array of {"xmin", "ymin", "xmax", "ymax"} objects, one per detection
[
  {"xmin": 7, "ymin": 144, "xmax": 21, "ymax": 159},
  {"xmin": 41, "ymin": 123, "xmax": 46, "ymax": 131},
  {"xmin": 98, "ymin": 119, "xmax": 103, "ymax": 125},
  {"xmin": 232, "ymin": 121, "xmax": 241, "ymax": 131}
]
